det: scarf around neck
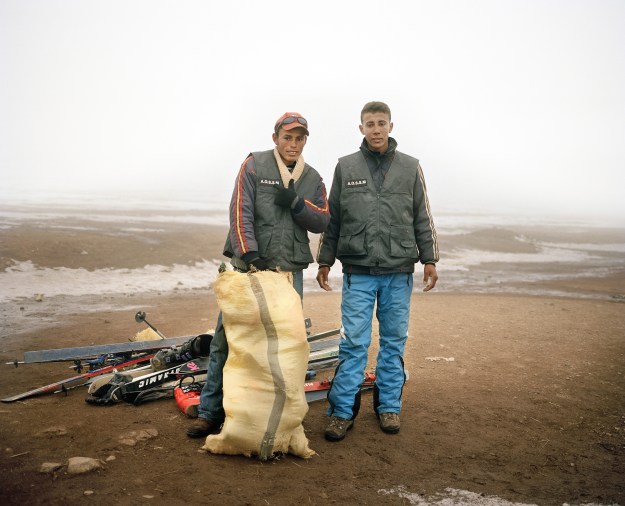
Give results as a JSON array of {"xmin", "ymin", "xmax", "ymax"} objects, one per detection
[{"xmin": 273, "ymin": 147, "xmax": 305, "ymax": 188}]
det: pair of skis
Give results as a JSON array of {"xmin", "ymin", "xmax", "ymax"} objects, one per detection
[
  {"xmin": 82, "ymin": 334, "xmax": 341, "ymax": 404},
  {"xmin": 89, "ymin": 341, "xmax": 344, "ymax": 407},
  {"xmin": 2, "ymin": 327, "xmax": 341, "ymax": 404}
]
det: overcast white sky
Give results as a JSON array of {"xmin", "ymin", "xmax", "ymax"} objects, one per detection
[{"xmin": 1, "ymin": 0, "xmax": 624, "ymax": 222}]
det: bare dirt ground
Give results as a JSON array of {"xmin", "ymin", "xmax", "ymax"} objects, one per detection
[{"xmin": 1, "ymin": 291, "xmax": 624, "ymax": 506}]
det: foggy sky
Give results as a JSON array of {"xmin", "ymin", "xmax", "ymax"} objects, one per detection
[{"xmin": 1, "ymin": 0, "xmax": 624, "ymax": 223}]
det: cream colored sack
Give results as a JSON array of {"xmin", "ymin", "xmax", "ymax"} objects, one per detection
[{"xmin": 202, "ymin": 270, "xmax": 315, "ymax": 460}]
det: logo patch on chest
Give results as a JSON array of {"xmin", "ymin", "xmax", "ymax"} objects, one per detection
[
  {"xmin": 346, "ymin": 179, "xmax": 367, "ymax": 187},
  {"xmin": 259, "ymin": 178, "xmax": 280, "ymax": 186}
]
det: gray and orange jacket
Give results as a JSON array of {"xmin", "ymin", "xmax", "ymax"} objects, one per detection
[
  {"xmin": 317, "ymin": 138, "xmax": 439, "ymax": 273},
  {"xmin": 223, "ymin": 150, "xmax": 330, "ymax": 272}
]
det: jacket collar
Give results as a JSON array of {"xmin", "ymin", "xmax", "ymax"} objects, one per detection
[{"xmin": 359, "ymin": 137, "xmax": 398, "ymax": 158}]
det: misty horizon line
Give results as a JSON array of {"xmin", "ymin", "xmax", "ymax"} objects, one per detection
[{"xmin": 0, "ymin": 187, "xmax": 623, "ymax": 229}]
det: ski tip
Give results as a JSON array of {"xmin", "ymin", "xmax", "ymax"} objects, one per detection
[{"xmin": 1, "ymin": 396, "xmax": 22, "ymax": 403}]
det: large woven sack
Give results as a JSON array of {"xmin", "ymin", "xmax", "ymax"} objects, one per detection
[{"xmin": 202, "ymin": 270, "xmax": 315, "ymax": 460}]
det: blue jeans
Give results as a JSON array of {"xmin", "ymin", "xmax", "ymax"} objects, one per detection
[
  {"xmin": 197, "ymin": 270, "xmax": 303, "ymax": 422},
  {"xmin": 327, "ymin": 272, "xmax": 412, "ymax": 420}
]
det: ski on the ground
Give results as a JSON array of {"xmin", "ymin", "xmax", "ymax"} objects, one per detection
[
  {"xmin": 20, "ymin": 335, "xmax": 196, "ymax": 364},
  {"xmin": 16, "ymin": 328, "xmax": 338, "ymax": 366},
  {"xmin": 62, "ymin": 352, "xmax": 148, "ymax": 373},
  {"xmin": 307, "ymin": 328, "xmax": 340, "ymax": 343},
  {"xmin": 86, "ymin": 364, "xmax": 154, "ymax": 394},
  {"xmin": 309, "ymin": 346, "xmax": 338, "ymax": 361},
  {"xmin": 309, "ymin": 337, "xmax": 339, "ymax": 352},
  {"xmin": 307, "ymin": 358, "xmax": 339, "ymax": 371},
  {"xmin": 117, "ymin": 356, "xmax": 210, "ymax": 403},
  {"xmin": 307, "ymin": 346, "xmax": 339, "ymax": 371},
  {"xmin": 305, "ymin": 372, "xmax": 376, "ymax": 403},
  {"xmin": 175, "ymin": 357, "xmax": 210, "ymax": 377},
  {"xmin": 1, "ymin": 353, "xmax": 156, "ymax": 403}
]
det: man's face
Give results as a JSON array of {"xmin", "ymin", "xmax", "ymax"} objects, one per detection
[
  {"xmin": 272, "ymin": 127, "xmax": 308, "ymax": 164},
  {"xmin": 359, "ymin": 112, "xmax": 393, "ymax": 153}
]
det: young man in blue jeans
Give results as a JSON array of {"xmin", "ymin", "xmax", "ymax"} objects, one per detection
[{"xmin": 316, "ymin": 101, "xmax": 439, "ymax": 441}]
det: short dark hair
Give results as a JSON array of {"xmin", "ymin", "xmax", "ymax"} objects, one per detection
[{"xmin": 361, "ymin": 101, "xmax": 391, "ymax": 123}]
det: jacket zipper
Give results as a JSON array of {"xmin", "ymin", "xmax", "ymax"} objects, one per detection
[{"xmin": 375, "ymin": 192, "xmax": 381, "ymax": 266}]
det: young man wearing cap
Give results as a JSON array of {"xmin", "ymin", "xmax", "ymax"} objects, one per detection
[
  {"xmin": 187, "ymin": 112, "xmax": 330, "ymax": 438},
  {"xmin": 316, "ymin": 101, "xmax": 439, "ymax": 442}
]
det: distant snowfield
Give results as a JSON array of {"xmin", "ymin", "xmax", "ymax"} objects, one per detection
[
  {"xmin": 3, "ymin": 234, "xmax": 623, "ymax": 304},
  {"xmin": 1, "ymin": 203, "xmax": 624, "ymax": 304},
  {"xmin": 0, "ymin": 259, "xmax": 224, "ymax": 303},
  {"xmin": 0, "ymin": 259, "xmax": 343, "ymax": 304},
  {"xmin": 377, "ymin": 486, "xmax": 618, "ymax": 506}
]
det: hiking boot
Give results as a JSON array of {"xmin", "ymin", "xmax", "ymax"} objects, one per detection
[
  {"xmin": 324, "ymin": 416, "xmax": 354, "ymax": 442},
  {"xmin": 186, "ymin": 417, "xmax": 223, "ymax": 438},
  {"xmin": 378, "ymin": 412, "xmax": 400, "ymax": 434}
]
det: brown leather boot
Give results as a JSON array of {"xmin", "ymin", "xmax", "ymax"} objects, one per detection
[
  {"xmin": 186, "ymin": 418, "xmax": 223, "ymax": 438},
  {"xmin": 378, "ymin": 412, "xmax": 400, "ymax": 434}
]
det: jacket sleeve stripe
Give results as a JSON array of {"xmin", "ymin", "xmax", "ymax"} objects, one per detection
[
  {"xmin": 303, "ymin": 184, "xmax": 329, "ymax": 214},
  {"xmin": 234, "ymin": 155, "xmax": 253, "ymax": 254},
  {"xmin": 417, "ymin": 162, "xmax": 440, "ymax": 262}
]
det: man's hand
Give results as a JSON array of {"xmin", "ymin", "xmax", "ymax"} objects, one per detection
[
  {"xmin": 316, "ymin": 266, "xmax": 332, "ymax": 291},
  {"xmin": 422, "ymin": 263, "xmax": 438, "ymax": 292},
  {"xmin": 249, "ymin": 257, "xmax": 271, "ymax": 271},
  {"xmin": 274, "ymin": 180, "xmax": 300, "ymax": 209},
  {"xmin": 241, "ymin": 251, "xmax": 272, "ymax": 271}
]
